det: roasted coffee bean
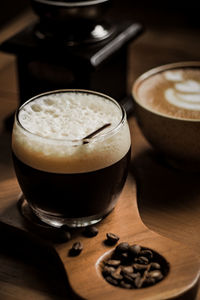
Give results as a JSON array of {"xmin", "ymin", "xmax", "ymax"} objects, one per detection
[
  {"xmin": 106, "ymin": 233, "xmax": 120, "ymax": 245},
  {"xmin": 106, "ymin": 259, "xmax": 121, "ymax": 267},
  {"xmin": 58, "ymin": 225, "xmax": 71, "ymax": 242},
  {"xmin": 148, "ymin": 270, "xmax": 163, "ymax": 281},
  {"xmin": 120, "ymin": 280, "xmax": 132, "ymax": 289},
  {"xmin": 56, "ymin": 230, "xmax": 71, "ymax": 243},
  {"xmin": 140, "ymin": 249, "xmax": 153, "ymax": 259},
  {"xmin": 69, "ymin": 241, "xmax": 83, "ymax": 256},
  {"xmin": 121, "ymin": 266, "xmax": 134, "ymax": 274},
  {"xmin": 114, "ymin": 251, "xmax": 129, "ymax": 263},
  {"xmin": 134, "ymin": 275, "xmax": 144, "ymax": 288},
  {"xmin": 113, "ymin": 266, "xmax": 122, "ymax": 275},
  {"xmin": 63, "ymin": 231, "xmax": 72, "ymax": 241},
  {"xmin": 129, "ymin": 272, "xmax": 141, "ymax": 279},
  {"xmin": 123, "ymin": 270, "xmax": 140, "ymax": 283},
  {"xmin": 133, "ymin": 263, "xmax": 149, "ymax": 271},
  {"xmin": 111, "ymin": 272, "xmax": 123, "ymax": 281},
  {"xmin": 150, "ymin": 262, "xmax": 161, "ymax": 270},
  {"xmin": 83, "ymin": 226, "xmax": 98, "ymax": 237},
  {"xmin": 129, "ymin": 244, "xmax": 141, "ymax": 257},
  {"xmin": 115, "ymin": 242, "xmax": 129, "ymax": 253},
  {"xmin": 123, "ymin": 273, "xmax": 135, "ymax": 284},
  {"xmin": 102, "ymin": 266, "xmax": 116, "ymax": 276},
  {"xmin": 105, "ymin": 276, "xmax": 119, "ymax": 286},
  {"xmin": 143, "ymin": 276, "xmax": 156, "ymax": 286},
  {"xmin": 120, "ymin": 252, "xmax": 129, "ymax": 262},
  {"xmin": 135, "ymin": 256, "xmax": 149, "ymax": 265}
]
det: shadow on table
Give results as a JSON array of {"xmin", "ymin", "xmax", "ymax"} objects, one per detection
[{"xmin": 129, "ymin": 147, "xmax": 200, "ymax": 237}]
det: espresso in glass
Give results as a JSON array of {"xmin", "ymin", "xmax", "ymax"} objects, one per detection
[{"xmin": 12, "ymin": 90, "xmax": 131, "ymax": 227}]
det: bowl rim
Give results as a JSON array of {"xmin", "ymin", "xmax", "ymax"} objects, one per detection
[
  {"xmin": 132, "ymin": 61, "xmax": 200, "ymax": 122},
  {"xmin": 32, "ymin": 0, "xmax": 110, "ymax": 8}
]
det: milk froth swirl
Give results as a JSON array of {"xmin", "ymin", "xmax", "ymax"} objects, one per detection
[{"xmin": 164, "ymin": 70, "xmax": 200, "ymax": 110}]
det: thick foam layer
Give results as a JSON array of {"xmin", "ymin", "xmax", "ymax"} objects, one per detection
[
  {"xmin": 136, "ymin": 68, "xmax": 200, "ymax": 119},
  {"xmin": 12, "ymin": 91, "xmax": 131, "ymax": 173}
]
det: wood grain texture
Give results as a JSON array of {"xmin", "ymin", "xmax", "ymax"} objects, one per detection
[
  {"xmin": 55, "ymin": 175, "xmax": 200, "ymax": 300},
  {"xmin": 0, "ymin": 174, "xmax": 200, "ymax": 299},
  {"xmin": 1, "ymin": 5, "xmax": 200, "ymax": 300}
]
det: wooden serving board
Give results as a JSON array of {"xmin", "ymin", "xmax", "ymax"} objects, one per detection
[
  {"xmin": 0, "ymin": 174, "xmax": 200, "ymax": 300},
  {"xmin": 1, "ymin": 118, "xmax": 200, "ymax": 299}
]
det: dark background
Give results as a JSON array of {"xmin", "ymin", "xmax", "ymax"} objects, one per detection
[
  {"xmin": 0, "ymin": 0, "xmax": 29, "ymax": 28},
  {"xmin": 1, "ymin": 0, "xmax": 200, "ymax": 30}
]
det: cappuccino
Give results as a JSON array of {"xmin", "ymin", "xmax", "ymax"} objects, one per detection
[
  {"xmin": 136, "ymin": 67, "xmax": 200, "ymax": 120},
  {"xmin": 12, "ymin": 90, "xmax": 131, "ymax": 227}
]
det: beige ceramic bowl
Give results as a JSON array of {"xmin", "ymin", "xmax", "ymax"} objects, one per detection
[{"xmin": 132, "ymin": 61, "xmax": 200, "ymax": 171}]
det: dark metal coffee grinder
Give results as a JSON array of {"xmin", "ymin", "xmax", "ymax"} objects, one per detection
[{"xmin": 1, "ymin": 0, "xmax": 142, "ymax": 116}]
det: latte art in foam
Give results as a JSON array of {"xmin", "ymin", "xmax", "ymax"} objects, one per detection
[
  {"xmin": 136, "ymin": 68, "xmax": 200, "ymax": 119},
  {"xmin": 164, "ymin": 71, "xmax": 200, "ymax": 110}
]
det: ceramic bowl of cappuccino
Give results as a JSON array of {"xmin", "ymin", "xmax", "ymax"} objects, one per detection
[{"xmin": 132, "ymin": 61, "xmax": 200, "ymax": 171}]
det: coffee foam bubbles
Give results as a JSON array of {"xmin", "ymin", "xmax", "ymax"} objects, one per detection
[
  {"xmin": 12, "ymin": 92, "xmax": 130, "ymax": 173},
  {"xmin": 164, "ymin": 70, "xmax": 200, "ymax": 111}
]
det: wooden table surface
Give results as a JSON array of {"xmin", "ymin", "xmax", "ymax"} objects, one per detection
[{"xmin": 1, "ymin": 7, "xmax": 200, "ymax": 300}]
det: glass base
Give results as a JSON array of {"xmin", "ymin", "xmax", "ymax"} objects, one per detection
[
  {"xmin": 18, "ymin": 195, "xmax": 111, "ymax": 228},
  {"xmin": 32, "ymin": 207, "xmax": 104, "ymax": 228}
]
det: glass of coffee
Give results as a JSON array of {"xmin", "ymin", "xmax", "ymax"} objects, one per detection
[
  {"xmin": 132, "ymin": 61, "xmax": 200, "ymax": 171},
  {"xmin": 12, "ymin": 89, "xmax": 131, "ymax": 227}
]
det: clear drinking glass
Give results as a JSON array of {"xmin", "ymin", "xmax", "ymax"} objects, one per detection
[{"xmin": 12, "ymin": 89, "xmax": 131, "ymax": 227}]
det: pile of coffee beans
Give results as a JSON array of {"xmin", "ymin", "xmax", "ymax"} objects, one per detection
[
  {"xmin": 102, "ymin": 242, "xmax": 169, "ymax": 289},
  {"xmin": 66, "ymin": 227, "xmax": 169, "ymax": 289}
]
